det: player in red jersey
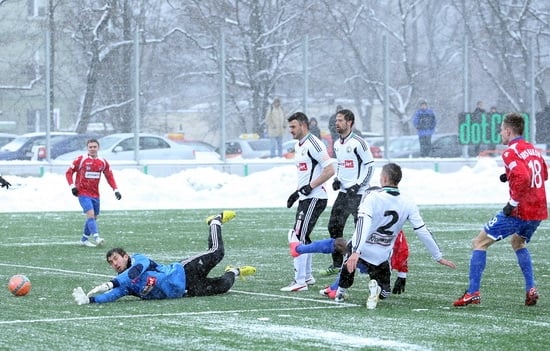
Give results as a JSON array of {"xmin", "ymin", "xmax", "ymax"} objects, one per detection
[
  {"xmin": 454, "ymin": 113, "xmax": 548, "ymax": 307},
  {"xmin": 66, "ymin": 138, "xmax": 121, "ymax": 247}
]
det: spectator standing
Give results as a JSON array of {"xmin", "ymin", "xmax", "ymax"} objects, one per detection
[
  {"xmin": 453, "ymin": 113, "xmax": 547, "ymax": 307},
  {"xmin": 535, "ymin": 102, "xmax": 550, "ymax": 147},
  {"xmin": 283, "ymin": 112, "xmax": 336, "ymax": 292},
  {"xmin": 265, "ymin": 97, "xmax": 286, "ymax": 158},
  {"xmin": 412, "ymin": 100, "xmax": 436, "ymax": 157},
  {"xmin": 321, "ymin": 109, "xmax": 374, "ymax": 276},
  {"xmin": 309, "ymin": 117, "xmax": 321, "ymax": 139},
  {"xmin": 328, "ymin": 105, "xmax": 343, "ymax": 155},
  {"xmin": 472, "ymin": 100, "xmax": 486, "ymax": 154},
  {"xmin": 65, "ymin": 138, "xmax": 121, "ymax": 247}
]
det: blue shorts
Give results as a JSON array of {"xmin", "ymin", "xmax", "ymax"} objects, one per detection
[
  {"xmin": 484, "ymin": 211, "xmax": 541, "ymax": 243},
  {"xmin": 78, "ymin": 196, "xmax": 100, "ymax": 216}
]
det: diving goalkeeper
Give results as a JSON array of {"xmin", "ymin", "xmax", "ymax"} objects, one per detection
[{"xmin": 72, "ymin": 211, "xmax": 256, "ymax": 304}]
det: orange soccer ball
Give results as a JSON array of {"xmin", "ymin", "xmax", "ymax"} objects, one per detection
[{"xmin": 8, "ymin": 274, "xmax": 32, "ymax": 296}]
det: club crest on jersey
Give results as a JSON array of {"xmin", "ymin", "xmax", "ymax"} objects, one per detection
[
  {"xmin": 344, "ymin": 160, "xmax": 354, "ymax": 168},
  {"xmin": 298, "ymin": 162, "xmax": 308, "ymax": 171},
  {"xmin": 141, "ymin": 276, "xmax": 157, "ymax": 296},
  {"xmin": 346, "ymin": 146, "xmax": 353, "ymax": 153}
]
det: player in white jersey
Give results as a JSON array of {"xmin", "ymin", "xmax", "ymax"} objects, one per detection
[
  {"xmin": 336, "ymin": 162, "xmax": 456, "ymax": 308},
  {"xmin": 282, "ymin": 112, "xmax": 336, "ymax": 292},
  {"xmin": 321, "ymin": 109, "xmax": 374, "ymax": 276}
]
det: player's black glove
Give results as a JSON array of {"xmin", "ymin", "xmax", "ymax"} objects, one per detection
[
  {"xmin": 499, "ymin": 173, "xmax": 508, "ymax": 182},
  {"xmin": 115, "ymin": 191, "xmax": 122, "ymax": 200},
  {"xmin": 71, "ymin": 187, "xmax": 79, "ymax": 197},
  {"xmin": 287, "ymin": 191, "xmax": 299, "ymax": 208},
  {"xmin": 298, "ymin": 184, "xmax": 312, "ymax": 196},
  {"xmin": 392, "ymin": 277, "xmax": 406, "ymax": 294},
  {"xmin": 347, "ymin": 184, "xmax": 360, "ymax": 196},
  {"xmin": 503, "ymin": 202, "xmax": 515, "ymax": 216},
  {"xmin": 0, "ymin": 176, "xmax": 11, "ymax": 189},
  {"xmin": 332, "ymin": 178, "xmax": 341, "ymax": 191}
]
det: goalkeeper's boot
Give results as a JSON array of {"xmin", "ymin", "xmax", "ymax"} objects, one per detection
[
  {"xmin": 206, "ymin": 210, "xmax": 236, "ymax": 225},
  {"xmin": 525, "ymin": 287, "xmax": 539, "ymax": 306},
  {"xmin": 319, "ymin": 265, "xmax": 340, "ymax": 276},
  {"xmin": 453, "ymin": 290, "xmax": 480, "ymax": 307},
  {"xmin": 225, "ymin": 265, "xmax": 256, "ymax": 280},
  {"xmin": 366, "ymin": 279, "xmax": 382, "ymax": 310},
  {"xmin": 288, "ymin": 229, "xmax": 300, "ymax": 257}
]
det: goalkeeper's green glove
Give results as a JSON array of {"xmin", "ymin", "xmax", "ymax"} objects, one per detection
[
  {"xmin": 87, "ymin": 282, "xmax": 113, "ymax": 297},
  {"xmin": 72, "ymin": 287, "xmax": 90, "ymax": 305}
]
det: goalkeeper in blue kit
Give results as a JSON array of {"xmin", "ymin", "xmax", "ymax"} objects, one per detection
[{"xmin": 72, "ymin": 211, "xmax": 256, "ymax": 304}]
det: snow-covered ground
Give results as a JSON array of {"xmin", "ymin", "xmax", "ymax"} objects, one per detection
[{"xmin": 0, "ymin": 157, "xmax": 518, "ymax": 213}]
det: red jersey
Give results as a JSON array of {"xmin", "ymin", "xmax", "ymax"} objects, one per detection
[
  {"xmin": 391, "ymin": 230, "xmax": 409, "ymax": 273},
  {"xmin": 66, "ymin": 154, "xmax": 118, "ymax": 198},
  {"xmin": 502, "ymin": 138, "xmax": 548, "ymax": 220}
]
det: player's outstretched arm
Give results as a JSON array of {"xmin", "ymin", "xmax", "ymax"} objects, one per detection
[{"xmin": 437, "ymin": 258, "xmax": 456, "ymax": 269}]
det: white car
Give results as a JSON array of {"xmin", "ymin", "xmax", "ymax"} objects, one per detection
[{"xmin": 56, "ymin": 133, "xmax": 196, "ymax": 161}]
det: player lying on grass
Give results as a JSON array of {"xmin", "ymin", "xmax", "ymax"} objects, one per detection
[
  {"xmin": 72, "ymin": 210, "xmax": 256, "ymax": 304},
  {"xmin": 289, "ymin": 227, "xmax": 409, "ymax": 301}
]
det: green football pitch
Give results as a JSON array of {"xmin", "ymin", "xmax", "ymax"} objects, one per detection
[{"xmin": 1, "ymin": 207, "xmax": 549, "ymax": 351}]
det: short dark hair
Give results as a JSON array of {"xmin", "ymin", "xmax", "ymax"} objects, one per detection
[
  {"xmin": 288, "ymin": 112, "xmax": 309, "ymax": 128},
  {"xmin": 106, "ymin": 247, "xmax": 127, "ymax": 261},
  {"xmin": 503, "ymin": 112, "xmax": 525, "ymax": 135},
  {"xmin": 87, "ymin": 138, "xmax": 100, "ymax": 146},
  {"xmin": 382, "ymin": 163, "xmax": 402, "ymax": 186},
  {"xmin": 336, "ymin": 109, "xmax": 355, "ymax": 126}
]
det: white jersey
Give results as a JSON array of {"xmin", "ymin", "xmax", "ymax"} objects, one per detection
[
  {"xmin": 294, "ymin": 133, "xmax": 334, "ymax": 200},
  {"xmin": 333, "ymin": 132, "xmax": 374, "ymax": 194},
  {"xmin": 351, "ymin": 187, "xmax": 443, "ymax": 265}
]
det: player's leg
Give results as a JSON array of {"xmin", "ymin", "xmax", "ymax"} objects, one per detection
[
  {"xmin": 512, "ymin": 220, "xmax": 540, "ymax": 306},
  {"xmin": 454, "ymin": 212, "xmax": 516, "ymax": 306},
  {"xmin": 281, "ymin": 198, "xmax": 326, "ymax": 292},
  {"xmin": 90, "ymin": 198, "xmax": 104, "ymax": 245},
  {"xmin": 325, "ymin": 193, "xmax": 348, "ymax": 275},
  {"xmin": 182, "ymin": 212, "xmax": 234, "ymax": 296},
  {"xmin": 78, "ymin": 196, "xmax": 97, "ymax": 247}
]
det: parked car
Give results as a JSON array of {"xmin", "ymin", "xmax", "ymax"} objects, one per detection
[
  {"xmin": 223, "ymin": 138, "xmax": 272, "ymax": 159},
  {"xmin": 31, "ymin": 133, "xmax": 101, "ymax": 161},
  {"xmin": 0, "ymin": 132, "xmax": 77, "ymax": 160},
  {"xmin": 430, "ymin": 133, "xmax": 478, "ymax": 158},
  {"xmin": 282, "ymin": 140, "xmax": 297, "ymax": 159},
  {"xmin": 0, "ymin": 132, "xmax": 18, "ymax": 148},
  {"xmin": 180, "ymin": 140, "xmax": 221, "ymax": 161},
  {"xmin": 370, "ymin": 133, "xmax": 478, "ymax": 158},
  {"xmin": 56, "ymin": 133, "xmax": 196, "ymax": 161}
]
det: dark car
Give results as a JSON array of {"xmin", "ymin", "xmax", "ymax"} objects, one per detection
[
  {"xmin": 0, "ymin": 132, "xmax": 77, "ymax": 161},
  {"xmin": 224, "ymin": 138, "xmax": 272, "ymax": 159},
  {"xmin": 0, "ymin": 133, "xmax": 18, "ymax": 148},
  {"xmin": 32, "ymin": 133, "xmax": 101, "ymax": 161}
]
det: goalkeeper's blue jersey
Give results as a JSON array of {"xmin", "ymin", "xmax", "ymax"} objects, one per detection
[{"xmin": 93, "ymin": 254, "xmax": 186, "ymax": 303}]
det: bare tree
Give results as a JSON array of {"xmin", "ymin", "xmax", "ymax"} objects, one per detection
[{"xmin": 461, "ymin": 0, "xmax": 550, "ymax": 111}]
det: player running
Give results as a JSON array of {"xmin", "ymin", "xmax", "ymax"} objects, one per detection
[
  {"xmin": 453, "ymin": 112, "xmax": 547, "ymax": 307},
  {"xmin": 65, "ymin": 138, "xmax": 121, "ymax": 247}
]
